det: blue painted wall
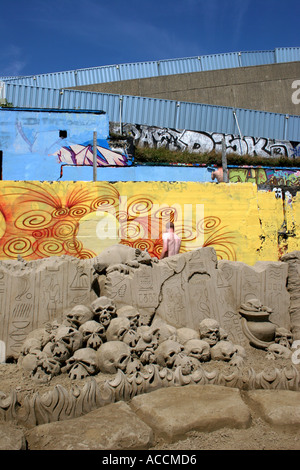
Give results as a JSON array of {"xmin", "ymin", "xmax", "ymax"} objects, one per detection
[
  {"xmin": 59, "ymin": 164, "xmax": 212, "ymax": 182},
  {"xmin": 0, "ymin": 108, "xmax": 131, "ymax": 181}
]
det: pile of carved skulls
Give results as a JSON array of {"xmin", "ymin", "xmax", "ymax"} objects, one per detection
[
  {"xmin": 266, "ymin": 327, "xmax": 294, "ymax": 360},
  {"xmin": 17, "ymin": 297, "xmax": 252, "ymax": 383}
]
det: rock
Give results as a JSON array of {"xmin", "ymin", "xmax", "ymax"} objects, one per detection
[
  {"xmin": 0, "ymin": 423, "xmax": 27, "ymax": 450},
  {"xmin": 246, "ymin": 389, "xmax": 300, "ymax": 428},
  {"xmin": 25, "ymin": 401, "xmax": 154, "ymax": 450},
  {"xmin": 130, "ymin": 384, "xmax": 252, "ymax": 443}
]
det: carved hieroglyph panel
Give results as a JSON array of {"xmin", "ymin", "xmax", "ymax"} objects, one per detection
[
  {"xmin": 0, "ymin": 256, "xmax": 97, "ymax": 358},
  {"xmin": 154, "ymin": 248, "xmax": 247, "ymax": 345},
  {"xmin": 218, "ymin": 260, "xmax": 290, "ymax": 330}
]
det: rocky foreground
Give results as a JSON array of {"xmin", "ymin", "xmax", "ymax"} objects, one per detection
[{"xmin": 1, "ymin": 380, "xmax": 300, "ymax": 451}]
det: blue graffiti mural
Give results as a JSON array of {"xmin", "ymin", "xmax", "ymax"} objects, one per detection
[{"xmin": 0, "ymin": 108, "xmax": 132, "ymax": 180}]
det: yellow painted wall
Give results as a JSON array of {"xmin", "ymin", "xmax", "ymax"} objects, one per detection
[{"xmin": 0, "ymin": 181, "xmax": 297, "ymax": 265}]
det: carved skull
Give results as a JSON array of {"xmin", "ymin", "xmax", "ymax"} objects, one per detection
[
  {"xmin": 21, "ymin": 350, "xmax": 61, "ymax": 382},
  {"xmin": 184, "ymin": 339, "xmax": 211, "ymax": 362},
  {"xmin": 151, "ymin": 319, "xmax": 177, "ymax": 344},
  {"xmin": 49, "ymin": 325, "xmax": 83, "ymax": 363},
  {"xmin": 116, "ymin": 305, "xmax": 140, "ymax": 330},
  {"xmin": 173, "ymin": 354, "xmax": 200, "ymax": 375},
  {"xmin": 266, "ymin": 343, "xmax": 292, "ymax": 360},
  {"xmin": 199, "ymin": 318, "xmax": 220, "ymax": 346},
  {"xmin": 97, "ymin": 341, "xmax": 131, "ymax": 374},
  {"xmin": 106, "ymin": 317, "xmax": 131, "ymax": 342},
  {"xmin": 62, "ymin": 348, "xmax": 100, "ymax": 379},
  {"xmin": 133, "ymin": 326, "xmax": 160, "ymax": 364},
  {"xmin": 219, "ymin": 328, "xmax": 229, "ymax": 341},
  {"xmin": 64, "ymin": 304, "xmax": 94, "ymax": 329},
  {"xmin": 79, "ymin": 320, "xmax": 106, "ymax": 350},
  {"xmin": 154, "ymin": 339, "xmax": 184, "ymax": 369},
  {"xmin": 124, "ymin": 357, "xmax": 142, "ymax": 375},
  {"xmin": 20, "ymin": 337, "xmax": 43, "ymax": 356},
  {"xmin": 105, "ymin": 317, "xmax": 140, "ymax": 348},
  {"xmin": 26, "ymin": 328, "xmax": 51, "ymax": 348},
  {"xmin": 90, "ymin": 296, "xmax": 117, "ymax": 328},
  {"xmin": 210, "ymin": 340, "xmax": 237, "ymax": 362},
  {"xmin": 275, "ymin": 327, "xmax": 293, "ymax": 349},
  {"xmin": 176, "ymin": 327, "xmax": 199, "ymax": 345},
  {"xmin": 135, "ymin": 326, "xmax": 160, "ymax": 353},
  {"xmin": 44, "ymin": 319, "xmax": 61, "ymax": 337},
  {"xmin": 118, "ymin": 327, "xmax": 140, "ymax": 349}
]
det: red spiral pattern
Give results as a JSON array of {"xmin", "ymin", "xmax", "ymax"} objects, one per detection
[{"xmin": 0, "ymin": 184, "xmax": 237, "ymax": 262}]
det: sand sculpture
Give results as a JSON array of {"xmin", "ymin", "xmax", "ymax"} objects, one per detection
[{"xmin": 1, "ymin": 245, "xmax": 300, "ymax": 427}]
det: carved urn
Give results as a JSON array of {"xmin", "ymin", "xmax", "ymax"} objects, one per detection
[{"xmin": 239, "ymin": 298, "xmax": 276, "ymax": 348}]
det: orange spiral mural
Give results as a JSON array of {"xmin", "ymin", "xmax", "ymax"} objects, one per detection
[{"xmin": 0, "ymin": 181, "xmax": 240, "ymax": 262}]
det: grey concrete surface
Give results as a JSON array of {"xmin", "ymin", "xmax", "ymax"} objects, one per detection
[{"xmin": 70, "ymin": 61, "xmax": 300, "ymax": 116}]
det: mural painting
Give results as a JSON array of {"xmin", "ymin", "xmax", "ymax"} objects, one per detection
[
  {"xmin": 54, "ymin": 140, "xmax": 130, "ymax": 167},
  {"xmin": 228, "ymin": 167, "xmax": 300, "ymax": 186},
  {"xmin": 0, "ymin": 181, "xmax": 296, "ymax": 266}
]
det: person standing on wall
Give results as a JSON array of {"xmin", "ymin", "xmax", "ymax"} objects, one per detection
[{"xmin": 160, "ymin": 222, "xmax": 181, "ymax": 259}]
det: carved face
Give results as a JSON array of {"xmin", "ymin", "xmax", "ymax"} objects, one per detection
[
  {"xmin": 79, "ymin": 320, "xmax": 106, "ymax": 350},
  {"xmin": 90, "ymin": 296, "xmax": 117, "ymax": 328},
  {"xmin": 97, "ymin": 341, "xmax": 131, "ymax": 374},
  {"xmin": 275, "ymin": 328, "xmax": 293, "ymax": 349},
  {"xmin": 184, "ymin": 339, "xmax": 211, "ymax": 362},
  {"xmin": 210, "ymin": 340, "xmax": 237, "ymax": 362},
  {"xmin": 64, "ymin": 305, "xmax": 94, "ymax": 329},
  {"xmin": 154, "ymin": 339, "xmax": 184, "ymax": 369},
  {"xmin": 63, "ymin": 348, "xmax": 99, "ymax": 379},
  {"xmin": 199, "ymin": 319, "xmax": 220, "ymax": 346}
]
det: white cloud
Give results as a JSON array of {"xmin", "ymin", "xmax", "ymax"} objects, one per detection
[{"xmin": 0, "ymin": 45, "xmax": 27, "ymax": 77}]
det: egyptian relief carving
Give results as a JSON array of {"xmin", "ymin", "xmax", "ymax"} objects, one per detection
[
  {"xmin": 1, "ymin": 246, "xmax": 300, "ymax": 428},
  {"xmin": 0, "ymin": 245, "xmax": 296, "ymax": 362},
  {"xmin": 0, "ymin": 256, "xmax": 97, "ymax": 359}
]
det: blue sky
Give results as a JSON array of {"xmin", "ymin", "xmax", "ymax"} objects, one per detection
[{"xmin": 0, "ymin": 0, "xmax": 299, "ymax": 77}]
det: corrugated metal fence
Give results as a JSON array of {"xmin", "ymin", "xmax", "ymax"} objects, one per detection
[
  {"xmin": 1, "ymin": 47, "xmax": 300, "ymax": 141},
  {"xmin": 3, "ymin": 83, "xmax": 300, "ymax": 141},
  {"xmin": 2, "ymin": 47, "xmax": 300, "ymax": 87}
]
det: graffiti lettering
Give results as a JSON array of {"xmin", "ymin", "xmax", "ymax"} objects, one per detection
[
  {"xmin": 228, "ymin": 168, "xmax": 300, "ymax": 187},
  {"xmin": 117, "ymin": 123, "xmax": 299, "ymax": 159}
]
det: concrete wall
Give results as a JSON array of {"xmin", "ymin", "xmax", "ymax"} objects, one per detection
[{"xmin": 71, "ymin": 62, "xmax": 300, "ymax": 116}]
